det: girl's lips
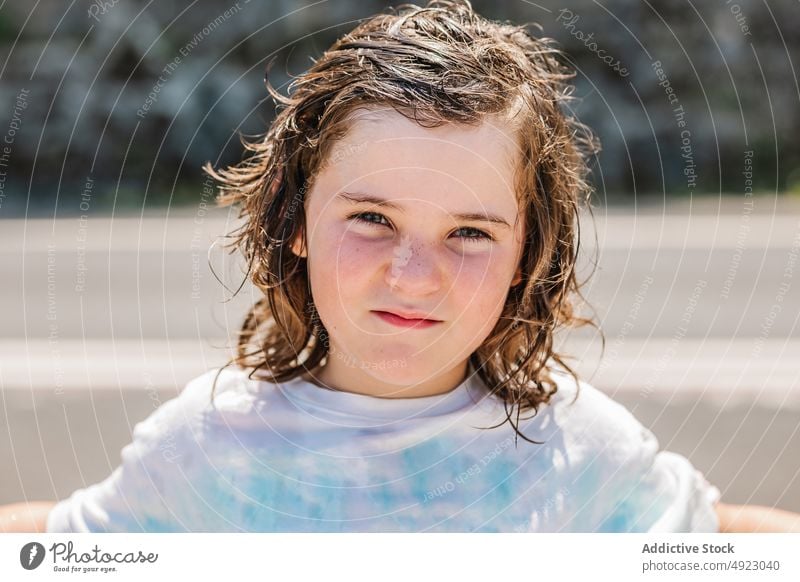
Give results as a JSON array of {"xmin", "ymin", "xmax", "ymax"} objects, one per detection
[{"xmin": 372, "ymin": 310, "xmax": 442, "ymax": 329}]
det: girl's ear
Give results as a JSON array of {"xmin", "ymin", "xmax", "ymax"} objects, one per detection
[
  {"xmin": 511, "ymin": 266, "xmax": 523, "ymax": 287},
  {"xmin": 290, "ymin": 229, "xmax": 308, "ymax": 258}
]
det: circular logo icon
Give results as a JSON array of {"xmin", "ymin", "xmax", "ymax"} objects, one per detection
[{"xmin": 20, "ymin": 542, "xmax": 46, "ymax": 570}]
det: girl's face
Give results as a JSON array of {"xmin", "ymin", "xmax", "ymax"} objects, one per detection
[{"xmin": 292, "ymin": 108, "xmax": 525, "ymax": 398}]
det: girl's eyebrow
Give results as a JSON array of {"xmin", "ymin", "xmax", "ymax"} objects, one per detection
[{"xmin": 336, "ymin": 191, "xmax": 512, "ymax": 229}]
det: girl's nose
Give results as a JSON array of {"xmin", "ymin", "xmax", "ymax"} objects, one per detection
[{"xmin": 386, "ymin": 237, "xmax": 442, "ymax": 295}]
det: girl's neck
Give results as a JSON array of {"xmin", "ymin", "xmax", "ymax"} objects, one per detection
[{"xmin": 300, "ymin": 361, "xmax": 473, "ymax": 400}]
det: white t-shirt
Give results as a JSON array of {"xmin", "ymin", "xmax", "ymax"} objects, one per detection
[{"xmin": 46, "ymin": 364, "xmax": 720, "ymax": 532}]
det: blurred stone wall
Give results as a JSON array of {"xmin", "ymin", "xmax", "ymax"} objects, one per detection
[{"xmin": 0, "ymin": 0, "xmax": 797, "ymax": 215}]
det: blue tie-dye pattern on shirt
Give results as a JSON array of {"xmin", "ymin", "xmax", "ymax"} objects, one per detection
[{"xmin": 45, "ymin": 367, "xmax": 721, "ymax": 533}]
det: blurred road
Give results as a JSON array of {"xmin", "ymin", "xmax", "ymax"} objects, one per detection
[{"xmin": 1, "ymin": 197, "xmax": 799, "ymax": 511}]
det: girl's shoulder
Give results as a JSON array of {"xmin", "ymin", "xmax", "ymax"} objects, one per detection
[
  {"xmin": 532, "ymin": 365, "xmax": 658, "ymax": 463},
  {"xmin": 522, "ymin": 368, "xmax": 720, "ymax": 532},
  {"xmin": 130, "ymin": 367, "xmax": 279, "ymax": 444},
  {"xmin": 176, "ymin": 366, "xmax": 286, "ymax": 426}
]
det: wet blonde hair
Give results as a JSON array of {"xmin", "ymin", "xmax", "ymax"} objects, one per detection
[{"xmin": 203, "ymin": 0, "xmax": 600, "ymax": 444}]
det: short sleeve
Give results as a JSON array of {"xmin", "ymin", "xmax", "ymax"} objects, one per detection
[
  {"xmin": 546, "ymin": 376, "xmax": 721, "ymax": 533},
  {"xmin": 45, "ymin": 372, "xmax": 215, "ymax": 533},
  {"xmin": 594, "ymin": 426, "xmax": 721, "ymax": 533}
]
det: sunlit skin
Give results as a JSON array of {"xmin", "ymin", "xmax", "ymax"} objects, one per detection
[{"xmin": 291, "ymin": 108, "xmax": 525, "ymax": 399}]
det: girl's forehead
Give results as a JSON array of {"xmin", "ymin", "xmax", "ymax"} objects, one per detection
[
  {"xmin": 338, "ymin": 108, "xmax": 518, "ymax": 158},
  {"xmin": 317, "ymin": 109, "xmax": 521, "ymax": 209}
]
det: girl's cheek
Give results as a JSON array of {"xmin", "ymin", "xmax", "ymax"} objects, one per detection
[
  {"xmin": 325, "ymin": 231, "xmax": 392, "ymax": 279},
  {"xmin": 452, "ymin": 252, "xmax": 517, "ymax": 314},
  {"xmin": 452, "ymin": 249, "xmax": 509, "ymax": 285}
]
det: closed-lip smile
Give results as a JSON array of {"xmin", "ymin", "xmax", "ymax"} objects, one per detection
[
  {"xmin": 371, "ymin": 309, "xmax": 443, "ymax": 328},
  {"xmin": 375, "ymin": 309, "xmax": 440, "ymax": 321}
]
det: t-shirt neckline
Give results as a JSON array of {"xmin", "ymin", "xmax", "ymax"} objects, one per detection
[{"xmin": 276, "ymin": 363, "xmax": 487, "ymax": 420}]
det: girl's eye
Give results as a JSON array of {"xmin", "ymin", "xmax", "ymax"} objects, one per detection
[
  {"xmin": 347, "ymin": 212, "xmax": 494, "ymax": 243},
  {"xmin": 349, "ymin": 211, "xmax": 390, "ymax": 229},
  {"xmin": 453, "ymin": 226, "xmax": 494, "ymax": 243}
]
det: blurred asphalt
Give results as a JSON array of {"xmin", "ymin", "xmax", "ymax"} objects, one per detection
[{"xmin": 1, "ymin": 197, "xmax": 799, "ymax": 511}]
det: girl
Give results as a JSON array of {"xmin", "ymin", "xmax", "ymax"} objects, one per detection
[{"xmin": 4, "ymin": 0, "xmax": 798, "ymax": 533}]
